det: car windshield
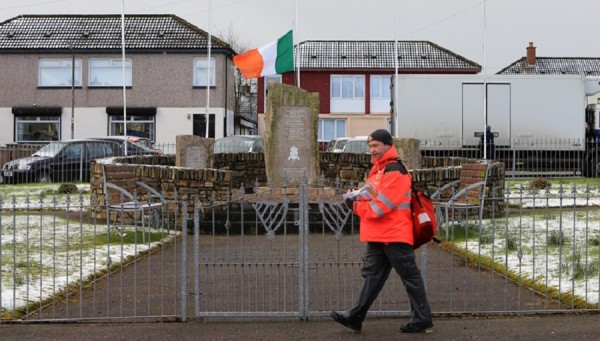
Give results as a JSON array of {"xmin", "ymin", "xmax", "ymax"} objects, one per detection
[
  {"xmin": 344, "ymin": 140, "xmax": 368, "ymax": 154},
  {"xmin": 335, "ymin": 140, "xmax": 348, "ymax": 150},
  {"xmin": 130, "ymin": 138, "xmax": 153, "ymax": 149},
  {"xmin": 32, "ymin": 142, "xmax": 67, "ymax": 157},
  {"xmin": 214, "ymin": 138, "xmax": 263, "ymax": 153}
]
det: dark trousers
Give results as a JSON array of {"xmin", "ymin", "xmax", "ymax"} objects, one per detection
[{"xmin": 348, "ymin": 242, "xmax": 432, "ymax": 324}]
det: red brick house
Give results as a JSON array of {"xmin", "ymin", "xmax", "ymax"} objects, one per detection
[{"xmin": 256, "ymin": 40, "xmax": 481, "ymax": 140}]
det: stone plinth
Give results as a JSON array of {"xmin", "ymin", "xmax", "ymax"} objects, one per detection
[
  {"xmin": 175, "ymin": 135, "xmax": 213, "ymax": 169},
  {"xmin": 264, "ymin": 84, "xmax": 320, "ymax": 187},
  {"xmin": 393, "ymin": 137, "xmax": 422, "ymax": 170}
]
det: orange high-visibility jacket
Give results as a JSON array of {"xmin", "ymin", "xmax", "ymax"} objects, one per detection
[{"xmin": 353, "ymin": 146, "xmax": 413, "ymax": 244}]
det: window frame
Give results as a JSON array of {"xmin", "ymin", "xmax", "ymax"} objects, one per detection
[
  {"xmin": 15, "ymin": 116, "xmax": 61, "ymax": 143},
  {"xmin": 38, "ymin": 58, "xmax": 82, "ymax": 87},
  {"xmin": 370, "ymin": 75, "xmax": 392, "ymax": 113},
  {"xmin": 331, "ymin": 75, "xmax": 365, "ymax": 99},
  {"xmin": 370, "ymin": 75, "xmax": 391, "ymax": 100},
  {"xmin": 108, "ymin": 115, "xmax": 156, "ymax": 142},
  {"xmin": 193, "ymin": 57, "xmax": 216, "ymax": 87},
  {"xmin": 88, "ymin": 58, "xmax": 133, "ymax": 87},
  {"xmin": 318, "ymin": 118, "xmax": 347, "ymax": 141}
]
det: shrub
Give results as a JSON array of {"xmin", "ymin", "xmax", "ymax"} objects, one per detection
[
  {"xmin": 57, "ymin": 183, "xmax": 79, "ymax": 194},
  {"xmin": 528, "ymin": 178, "xmax": 551, "ymax": 190}
]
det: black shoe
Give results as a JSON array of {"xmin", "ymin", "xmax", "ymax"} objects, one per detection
[
  {"xmin": 400, "ymin": 321, "xmax": 433, "ymax": 333},
  {"xmin": 330, "ymin": 311, "xmax": 362, "ymax": 332}
]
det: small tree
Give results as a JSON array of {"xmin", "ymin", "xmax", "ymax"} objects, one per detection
[{"xmin": 219, "ymin": 25, "xmax": 258, "ymax": 135}]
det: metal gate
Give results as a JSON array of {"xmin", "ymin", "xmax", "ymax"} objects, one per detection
[{"xmin": 191, "ymin": 184, "xmax": 600, "ymax": 318}]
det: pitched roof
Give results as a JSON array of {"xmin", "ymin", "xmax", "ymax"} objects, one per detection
[
  {"xmin": 296, "ymin": 40, "xmax": 481, "ymax": 72},
  {"xmin": 497, "ymin": 57, "xmax": 600, "ymax": 76},
  {"xmin": 0, "ymin": 14, "xmax": 232, "ymax": 52}
]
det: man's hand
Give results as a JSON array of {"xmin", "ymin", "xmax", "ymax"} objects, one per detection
[{"xmin": 345, "ymin": 196, "xmax": 355, "ymax": 209}]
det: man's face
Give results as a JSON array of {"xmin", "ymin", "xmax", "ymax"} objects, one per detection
[{"xmin": 367, "ymin": 138, "xmax": 390, "ymax": 160}]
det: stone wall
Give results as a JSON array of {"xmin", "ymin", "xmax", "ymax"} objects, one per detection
[
  {"xmin": 89, "ymin": 154, "xmax": 505, "ymax": 224},
  {"xmin": 90, "ymin": 155, "xmax": 231, "ymax": 221}
]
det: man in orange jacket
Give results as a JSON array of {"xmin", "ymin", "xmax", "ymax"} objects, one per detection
[{"xmin": 331, "ymin": 129, "xmax": 433, "ymax": 333}]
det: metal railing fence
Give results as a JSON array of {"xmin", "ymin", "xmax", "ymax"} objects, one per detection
[
  {"xmin": 1, "ymin": 180, "xmax": 599, "ymax": 323},
  {"xmin": 0, "ymin": 191, "xmax": 182, "ymax": 322}
]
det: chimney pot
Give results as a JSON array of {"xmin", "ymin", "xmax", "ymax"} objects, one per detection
[{"xmin": 527, "ymin": 42, "xmax": 536, "ymax": 65}]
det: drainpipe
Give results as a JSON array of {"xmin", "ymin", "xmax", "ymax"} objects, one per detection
[{"xmin": 224, "ymin": 55, "xmax": 229, "ymax": 137}]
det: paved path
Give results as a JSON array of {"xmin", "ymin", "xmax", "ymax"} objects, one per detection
[
  {"xmin": 1, "ymin": 313, "xmax": 599, "ymax": 340},
  {"xmin": 3, "ymin": 233, "xmax": 598, "ymax": 340}
]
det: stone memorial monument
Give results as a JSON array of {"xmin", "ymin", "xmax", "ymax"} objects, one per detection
[
  {"xmin": 263, "ymin": 84, "xmax": 320, "ymax": 187},
  {"xmin": 175, "ymin": 135, "xmax": 213, "ymax": 169}
]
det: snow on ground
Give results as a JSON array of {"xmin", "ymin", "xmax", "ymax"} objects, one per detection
[
  {"xmin": 0, "ymin": 213, "xmax": 177, "ymax": 311},
  {"xmin": 1, "ymin": 183, "xmax": 176, "ymax": 312},
  {"xmin": 445, "ymin": 183, "xmax": 600, "ymax": 304},
  {"xmin": 2, "ymin": 182, "xmax": 600, "ymax": 311}
]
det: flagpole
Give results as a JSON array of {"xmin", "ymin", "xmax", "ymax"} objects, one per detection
[
  {"xmin": 121, "ymin": 0, "xmax": 128, "ymax": 155},
  {"xmin": 392, "ymin": 0, "xmax": 399, "ymax": 137},
  {"xmin": 205, "ymin": 0, "xmax": 212, "ymax": 138},
  {"xmin": 482, "ymin": 0, "xmax": 488, "ymax": 159},
  {"xmin": 294, "ymin": 0, "xmax": 300, "ymax": 88}
]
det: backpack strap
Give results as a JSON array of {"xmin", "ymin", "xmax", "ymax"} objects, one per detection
[{"xmin": 383, "ymin": 158, "xmax": 408, "ymax": 175}]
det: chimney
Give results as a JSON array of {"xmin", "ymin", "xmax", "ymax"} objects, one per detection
[{"xmin": 526, "ymin": 42, "xmax": 536, "ymax": 65}]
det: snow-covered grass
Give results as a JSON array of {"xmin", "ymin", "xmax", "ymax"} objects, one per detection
[
  {"xmin": 0, "ymin": 182, "xmax": 178, "ymax": 314},
  {"xmin": 0, "ymin": 183, "xmax": 91, "ymax": 208},
  {"xmin": 2, "ymin": 179, "xmax": 600, "ymax": 314},
  {"xmin": 441, "ymin": 178, "xmax": 600, "ymax": 306}
]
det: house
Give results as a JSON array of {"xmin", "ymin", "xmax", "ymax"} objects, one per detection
[
  {"xmin": 0, "ymin": 14, "xmax": 244, "ymax": 147},
  {"xmin": 497, "ymin": 42, "xmax": 600, "ymax": 104},
  {"xmin": 255, "ymin": 40, "xmax": 481, "ymax": 140}
]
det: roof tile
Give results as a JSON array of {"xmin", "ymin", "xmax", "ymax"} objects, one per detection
[
  {"xmin": 0, "ymin": 14, "xmax": 232, "ymax": 52},
  {"xmin": 296, "ymin": 40, "xmax": 480, "ymax": 71},
  {"xmin": 497, "ymin": 57, "xmax": 600, "ymax": 76}
]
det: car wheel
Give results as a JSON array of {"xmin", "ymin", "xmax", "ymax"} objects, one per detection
[{"xmin": 37, "ymin": 171, "xmax": 52, "ymax": 183}]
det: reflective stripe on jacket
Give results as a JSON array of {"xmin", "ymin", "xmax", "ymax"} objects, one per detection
[{"xmin": 353, "ymin": 146, "xmax": 413, "ymax": 244}]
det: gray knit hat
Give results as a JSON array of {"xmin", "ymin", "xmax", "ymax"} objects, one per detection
[{"xmin": 368, "ymin": 129, "xmax": 393, "ymax": 145}]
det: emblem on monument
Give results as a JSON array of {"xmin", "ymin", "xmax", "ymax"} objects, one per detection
[{"xmin": 288, "ymin": 145, "xmax": 300, "ymax": 161}]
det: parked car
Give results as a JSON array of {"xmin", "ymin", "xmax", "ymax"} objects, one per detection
[
  {"xmin": 213, "ymin": 135, "xmax": 264, "ymax": 154},
  {"xmin": 326, "ymin": 137, "xmax": 349, "ymax": 153},
  {"xmin": 341, "ymin": 136, "xmax": 369, "ymax": 154},
  {"xmin": 89, "ymin": 136, "xmax": 161, "ymax": 156},
  {"xmin": 2, "ymin": 139, "xmax": 128, "ymax": 184},
  {"xmin": 126, "ymin": 136, "xmax": 162, "ymax": 155}
]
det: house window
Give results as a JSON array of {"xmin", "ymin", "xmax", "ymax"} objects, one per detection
[
  {"xmin": 370, "ymin": 75, "xmax": 392, "ymax": 113},
  {"xmin": 89, "ymin": 58, "xmax": 132, "ymax": 87},
  {"xmin": 193, "ymin": 58, "xmax": 216, "ymax": 86},
  {"xmin": 331, "ymin": 75, "xmax": 364, "ymax": 99},
  {"xmin": 330, "ymin": 75, "xmax": 365, "ymax": 113},
  {"xmin": 370, "ymin": 75, "xmax": 391, "ymax": 99},
  {"xmin": 16, "ymin": 116, "xmax": 60, "ymax": 143},
  {"xmin": 264, "ymin": 75, "xmax": 282, "ymax": 109},
  {"xmin": 38, "ymin": 58, "xmax": 82, "ymax": 87},
  {"xmin": 109, "ymin": 115, "xmax": 155, "ymax": 141},
  {"xmin": 318, "ymin": 119, "xmax": 346, "ymax": 141}
]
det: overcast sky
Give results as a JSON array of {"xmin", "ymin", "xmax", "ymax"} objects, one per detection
[{"xmin": 1, "ymin": 0, "xmax": 599, "ymax": 73}]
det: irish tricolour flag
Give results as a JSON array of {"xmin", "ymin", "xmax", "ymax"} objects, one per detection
[{"xmin": 233, "ymin": 30, "xmax": 294, "ymax": 79}]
